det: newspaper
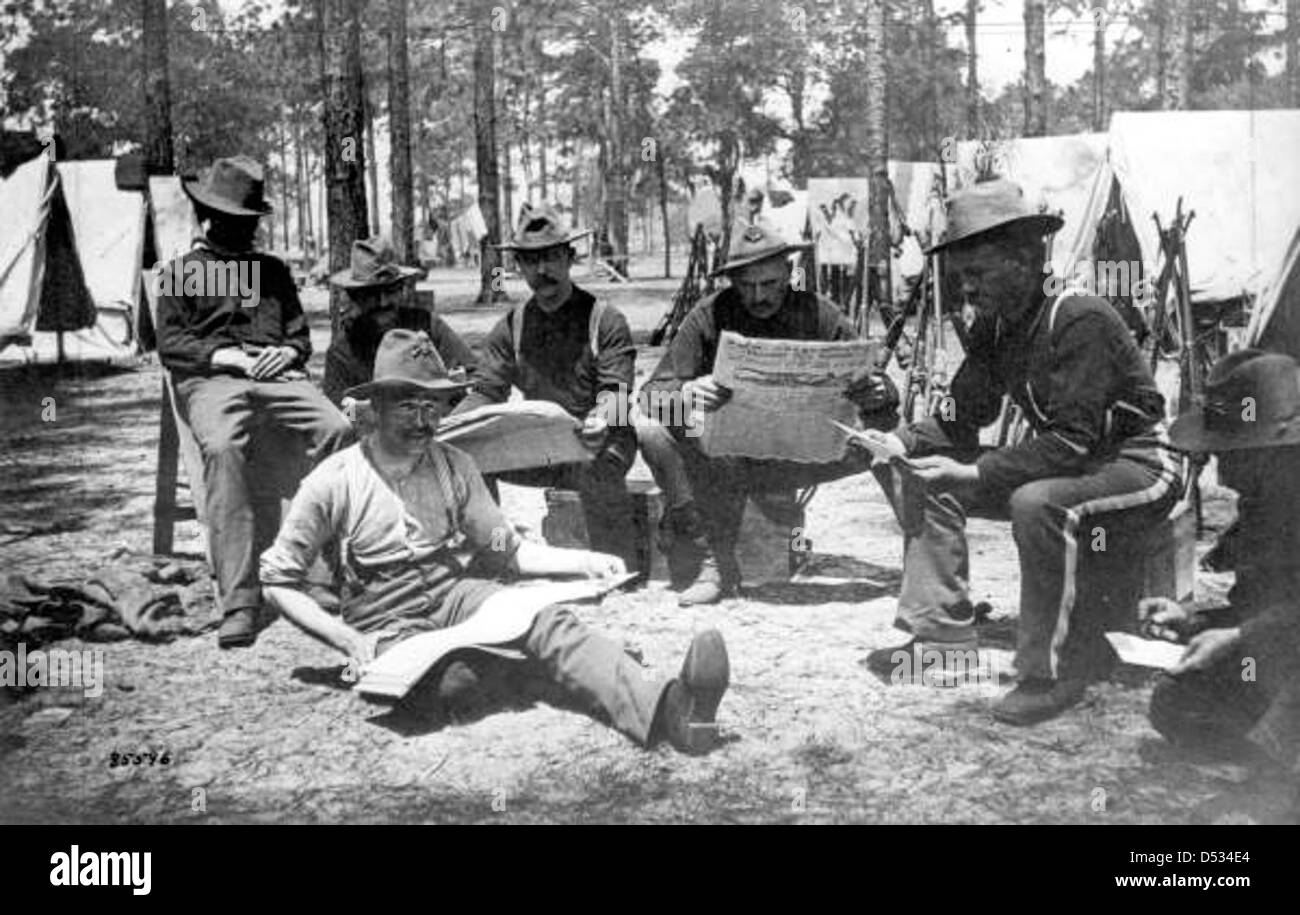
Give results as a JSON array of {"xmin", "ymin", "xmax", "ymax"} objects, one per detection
[
  {"xmin": 437, "ymin": 401, "xmax": 592, "ymax": 474},
  {"xmin": 355, "ymin": 573, "xmax": 638, "ymax": 699},
  {"xmin": 700, "ymin": 331, "xmax": 881, "ymax": 463}
]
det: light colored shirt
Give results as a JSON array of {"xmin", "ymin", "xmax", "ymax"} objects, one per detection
[{"xmin": 260, "ymin": 438, "xmax": 520, "ymax": 591}]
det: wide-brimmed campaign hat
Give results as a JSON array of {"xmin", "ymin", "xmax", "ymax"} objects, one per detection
[
  {"xmin": 344, "ymin": 329, "xmax": 472, "ymax": 400},
  {"xmin": 1169, "ymin": 348, "xmax": 1300, "ymax": 453},
  {"xmin": 926, "ymin": 178, "xmax": 1063, "ymax": 254},
  {"xmin": 711, "ymin": 223, "xmax": 811, "ymax": 277},
  {"xmin": 330, "ymin": 237, "xmax": 424, "ymax": 288},
  {"xmin": 494, "ymin": 203, "xmax": 592, "ymax": 251},
  {"xmin": 183, "ymin": 156, "xmax": 273, "ymax": 217}
]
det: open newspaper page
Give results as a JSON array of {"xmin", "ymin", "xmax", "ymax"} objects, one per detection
[
  {"xmin": 700, "ymin": 331, "xmax": 881, "ymax": 462},
  {"xmin": 436, "ymin": 400, "xmax": 591, "ymax": 474}
]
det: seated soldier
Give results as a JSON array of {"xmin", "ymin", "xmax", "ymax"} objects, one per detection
[
  {"xmin": 260, "ymin": 329, "xmax": 731, "ymax": 754},
  {"xmin": 859, "ymin": 179, "xmax": 1184, "ymax": 724},
  {"xmin": 452, "ymin": 205, "xmax": 639, "ymax": 568},
  {"xmin": 323, "ymin": 237, "xmax": 475, "ymax": 407},
  {"xmin": 154, "ymin": 156, "xmax": 352, "ymax": 649},
  {"xmin": 1143, "ymin": 350, "xmax": 1300, "ymax": 808},
  {"xmin": 637, "ymin": 224, "xmax": 899, "ymax": 606}
]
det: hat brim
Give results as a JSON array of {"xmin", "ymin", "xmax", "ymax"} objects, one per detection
[
  {"xmin": 343, "ymin": 376, "xmax": 473, "ymax": 401},
  {"xmin": 710, "ymin": 242, "xmax": 811, "ymax": 278},
  {"xmin": 183, "ymin": 179, "xmax": 274, "ymax": 217},
  {"xmin": 925, "ymin": 212, "xmax": 1064, "ymax": 255},
  {"xmin": 329, "ymin": 265, "xmax": 424, "ymax": 288},
  {"xmin": 1168, "ymin": 412, "xmax": 1300, "ymax": 453},
  {"xmin": 493, "ymin": 229, "xmax": 593, "ymax": 251}
]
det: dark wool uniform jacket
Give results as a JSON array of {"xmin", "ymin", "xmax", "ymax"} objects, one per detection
[
  {"xmin": 897, "ymin": 291, "xmax": 1168, "ymax": 493},
  {"xmin": 155, "ymin": 244, "xmax": 310, "ymax": 379},
  {"xmin": 455, "ymin": 285, "xmax": 634, "ymax": 420}
]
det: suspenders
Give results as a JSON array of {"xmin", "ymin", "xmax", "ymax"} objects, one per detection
[{"xmin": 511, "ymin": 298, "xmax": 608, "ymax": 362}]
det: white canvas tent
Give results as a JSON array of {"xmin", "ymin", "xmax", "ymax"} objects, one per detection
[
  {"xmin": 0, "ymin": 152, "xmax": 123, "ymax": 367},
  {"xmin": 1064, "ymin": 110, "xmax": 1300, "ymax": 307},
  {"xmin": 1245, "ymin": 223, "xmax": 1300, "ymax": 358},
  {"xmin": 946, "ymin": 133, "xmax": 1108, "ymax": 276}
]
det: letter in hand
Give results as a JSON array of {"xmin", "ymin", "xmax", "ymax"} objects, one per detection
[
  {"xmin": 1170, "ymin": 627, "xmax": 1241, "ymax": 676},
  {"xmin": 684, "ymin": 374, "xmax": 732, "ymax": 413}
]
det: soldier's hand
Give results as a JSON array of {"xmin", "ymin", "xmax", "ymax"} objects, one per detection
[
  {"xmin": 248, "ymin": 345, "xmax": 298, "ymax": 380},
  {"xmin": 1170, "ymin": 627, "xmax": 1241, "ymax": 676},
  {"xmin": 577, "ymin": 412, "xmax": 610, "ymax": 451},
  {"xmin": 844, "ymin": 369, "xmax": 898, "ymax": 413},
  {"xmin": 1138, "ymin": 597, "xmax": 1190, "ymax": 643},
  {"xmin": 683, "ymin": 375, "xmax": 732, "ymax": 413},
  {"xmin": 211, "ymin": 347, "xmax": 258, "ymax": 377},
  {"xmin": 582, "ymin": 551, "xmax": 626, "ymax": 580}
]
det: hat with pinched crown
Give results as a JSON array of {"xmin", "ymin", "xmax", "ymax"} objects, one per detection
[
  {"xmin": 330, "ymin": 237, "xmax": 424, "ymax": 288},
  {"xmin": 1169, "ymin": 348, "xmax": 1300, "ymax": 452},
  {"xmin": 183, "ymin": 156, "xmax": 273, "ymax": 217},
  {"xmin": 343, "ymin": 329, "xmax": 471, "ymax": 399},
  {"xmin": 710, "ymin": 223, "xmax": 810, "ymax": 277},
  {"xmin": 494, "ymin": 203, "xmax": 592, "ymax": 251},
  {"xmin": 926, "ymin": 178, "xmax": 1063, "ymax": 254}
]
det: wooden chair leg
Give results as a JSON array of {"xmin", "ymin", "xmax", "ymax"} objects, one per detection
[{"xmin": 153, "ymin": 378, "xmax": 181, "ymax": 556}]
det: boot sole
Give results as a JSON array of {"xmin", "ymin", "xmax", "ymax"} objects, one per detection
[{"xmin": 679, "ymin": 630, "xmax": 730, "ymax": 750}]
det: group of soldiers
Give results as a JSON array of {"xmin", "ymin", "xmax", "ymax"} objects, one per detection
[{"xmin": 154, "ymin": 156, "xmax": 1298, "ymax": 795}]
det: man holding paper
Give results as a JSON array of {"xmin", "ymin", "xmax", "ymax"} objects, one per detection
[
  {"xmin": 857, "ymin": 179, "xmax": 1183, "ymax": 725},
  {"xmin": 453, "ymin": 205, "xmax": 638, "ymax": 568},
  {"xmin": 638, "ymin": 224, "xmax": 899, "ymax": 605},
  {"xmin": 1143, "ymin": 350, "xmax": 1300, "ymax": 790},
  {"xmin": 260, "ymin": 330, "xmax": 731, "ymax": 754}
]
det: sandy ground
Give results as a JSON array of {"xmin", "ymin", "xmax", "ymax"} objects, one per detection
[{"xmin": 0, "ymin": 269, "xmax": 1293, "ymax": 824}]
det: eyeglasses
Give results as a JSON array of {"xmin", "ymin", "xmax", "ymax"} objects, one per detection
[{"xmin": 391, "ymin": 400, "xmax": 451, "ymax": 421}]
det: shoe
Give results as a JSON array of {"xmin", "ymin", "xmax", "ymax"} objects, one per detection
[
  {"xmin": 218, "ymin": 607, "xmax": 261, "ymax": 650},
  {"xmin": 678, "ymin": 553, "xmax": 741, "ymax": 606},
  {"xmin": 862, "ymin": 636, "xmax": 984, "ymax": 686},
  {"xmin": 992, "ymin": 677, "xmax": 1087, "ymax": 725},
  {"xmin": 659, "ymin": 503, "xmax": 709, "ymax": 590},
  {"xmin": 658, "ymin": 629, "xmax": 730, "ymax": 754}
]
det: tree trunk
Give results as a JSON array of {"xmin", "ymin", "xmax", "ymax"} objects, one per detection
[
  {"xmin": 502, "ymin": 140, "xmax": 514, "ymax": 236},
  {"xmin": 658, "ymin": 150, "xmax": 670, "ymax": 278},
  {"xmin": 539, "ymin": 133, "xmax": 549, "ymax": 201},
  {"xmin": 387, "ymin": 0, "xmax": 415, "ymax": 265},
  {"xmin": 865, "ymin": 0, "xmax": 889, "ymax": 315},
  {"xmin": 923, "ymin": 0, "xmax": 940, "ymax": 156},
  {"xmin": 141, "ymin": 0, "xmax": 173, "ymax": 175},
  {"xmin": 473, "ymin": 14, "xmax": 504, "ymax": 304},
  {"xmin": 1155, "ymin": 0, "xmax": 1168, "ymax": 103},
  {"xmin": 1023, "ymin": 0, "xmax": 1048, "ymax": 136},
  {"xmin": 1290, "ymin": 0, "xmax": 1300, "ymax": 107},
  {"xmin": 278, "ymin": 121, "xmax": 290, "ymax": 249},
  {"xmin": 364, "ymin": 86, "xmax": 380, "ymax": 235},
  {"xmin": 965, "ymin": 0, "xmax": 979, "ymax": 138},
  {"xmin": 294, "ymin": 113, "xmax": 307, "ymax": 254},
  {"xmin": 605, "ymin": 17, "xmax": 629, "ymax": 278},
  {"xmin": 1163, "ymin": 0, "xmax": 1192, "ymax": 110},
  {"xmin": 320, "ymin": 0, "xmax": 369, "ymax": 332},
  {"xmin": 1093, "ymin": 1, "xmax": 1106, "ymax": 131}
]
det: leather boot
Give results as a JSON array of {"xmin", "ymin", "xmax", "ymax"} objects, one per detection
[
  {"xmin": 678, "ymin": 549, "xmax": 742, "ymax": 606},
  {"xmin": 659, "ymin": 502, "xmax": 709, "ymax": 590}
]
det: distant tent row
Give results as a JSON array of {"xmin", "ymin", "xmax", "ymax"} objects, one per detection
[{"xmin": 0, "ymin": 152, "xmax": 146, "ymax": 368}]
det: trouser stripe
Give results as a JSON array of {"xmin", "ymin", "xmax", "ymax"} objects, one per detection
[{"xmin": 1049, "ymin": 444, "xmax": 1184, "ymax": 678}]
